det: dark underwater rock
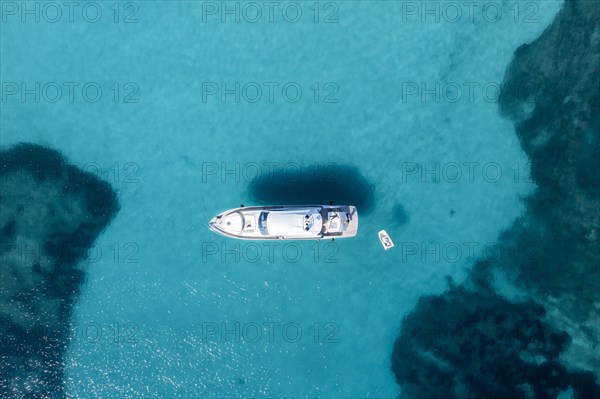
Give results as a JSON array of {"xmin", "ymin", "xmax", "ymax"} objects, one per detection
[
  {"xmin": 499, "ymin": 0, "xmax": 599, "ymax": 232},
  {"xmin": 392, "ymin": 0, "xmax": 600, "ymax": 396},
  {"xmin": 391, "ymin": 278, "xmax": 600, "ymax": 399},
  {"xmin": 497, "ymin": 0, "xmax": 599, "ymax": 370},
  {"xmin": 0, "ymin": 143, "xmax": 119, "ymax": 398}
]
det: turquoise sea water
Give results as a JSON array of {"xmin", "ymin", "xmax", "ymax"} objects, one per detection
[{"xmin": 1, "ymin": 1, "xmax": 567, "ymax": 397}]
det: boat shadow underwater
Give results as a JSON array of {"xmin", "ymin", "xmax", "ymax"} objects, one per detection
[{"xmin": 248, "ymin": 165, "xmax": 375, "ymax": 214}]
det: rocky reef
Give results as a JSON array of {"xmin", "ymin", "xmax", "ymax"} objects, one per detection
[
  {"xmin": 392, "ymin": 0, "xmax": 600, "ymax": 397},
  {"xmin": 498, "ymin": 0, "xmax": 599, "ymax": 318},
  {"xmin": 0, "ymin": 144, "xmax": 120, "ymax": 398},
  {"xmin": 392, "ymin": 269, "xmax": 600, "ymax": 399}
]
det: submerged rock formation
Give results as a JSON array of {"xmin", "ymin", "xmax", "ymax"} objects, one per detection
[
  {"xmin": 392, "ymin": 0, "xmax": 599, "ymax": 397},
  {"xmin": 498, "ymin": 0, "xmax": 599, "ymax": 312},
  {"xmin": 392, "ymin": 270, "xmax": 599, "ymax": 399},
  {"xmin": 0, "ymin": 143, "xmax": 120, "ymax": 398},
  {"xmin": 497, "ymin": 0, "xmax": 599, "ymax": 379}
]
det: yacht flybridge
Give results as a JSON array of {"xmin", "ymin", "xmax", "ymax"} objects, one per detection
[{"xmin": 208, "ymin": 205, "xmax": 358, "ymax": 240}]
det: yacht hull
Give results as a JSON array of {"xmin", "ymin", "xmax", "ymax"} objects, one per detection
[{"xmin": 208, "ymin": 205, "xmax": 358, "ymax": 240}]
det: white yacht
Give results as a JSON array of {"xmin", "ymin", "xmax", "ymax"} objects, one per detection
[{"xmin": 208, "ymin": 205, "xmax": 358, "ymax": 240}]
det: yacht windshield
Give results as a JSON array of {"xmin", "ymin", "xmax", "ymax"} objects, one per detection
[{"xmin": 259, "ymin": 212, "xmax": 269, "ymax": 234}]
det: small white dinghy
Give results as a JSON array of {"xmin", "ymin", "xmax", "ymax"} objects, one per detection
[
  {"xmin": 378, "ymin": 230, "xmax": 394, "ymax": 250},
  {"xmin": 208, "ymin": 205, "xmax": 358, "ymax": 240}
]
